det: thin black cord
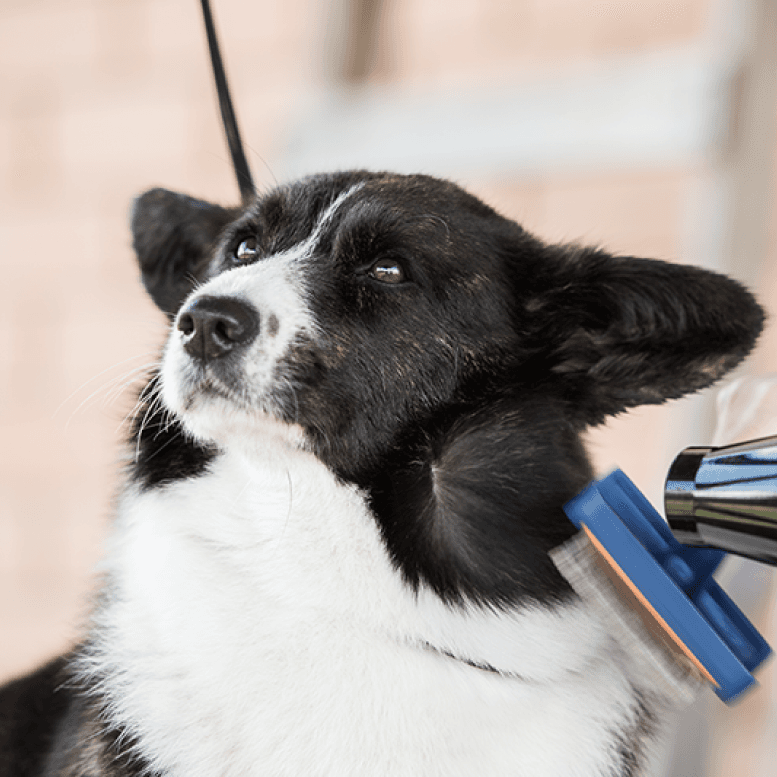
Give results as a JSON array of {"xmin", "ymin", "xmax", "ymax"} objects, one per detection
[{"xmin": 199, "ymin": 0, "xmax": 256, "ymax": 204}]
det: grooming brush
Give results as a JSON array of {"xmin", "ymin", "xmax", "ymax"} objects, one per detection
[{"xmin": 550, "ymin": 435, "xmax": 777, "ymax": 706}]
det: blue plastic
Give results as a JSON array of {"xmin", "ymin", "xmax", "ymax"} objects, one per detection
[{"xmin": 564, "ymin": 469, "xmax": 772, "ymax": 703}]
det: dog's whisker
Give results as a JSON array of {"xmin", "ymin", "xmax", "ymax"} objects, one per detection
[
  {"xmin": 150, "ymin": 394, "xmax": 172, "ymax": 442},
  {"xmin": 135, "ymin": 426, "xmax": 186, "ymax": 466},
  {"xmin": 136, "ymin": 374, "xmax": 162, "ymax": 405},
  {"xmin": 102, "ymin": 362, "xmax": 159, "ymax": 407},
  {"xmin": 53, "ymin": 350, "xmax": 158, "ymax": 417},
  {"xmin": 119, "ymin": 399, "xmax": 144, "ymax": 435},
  {"xmin": 117, "ymin": 372, "xmax": 164, "ymax": 431},
  {"xmin": 161, "ymin": 404, "xmax": 177, "ymax": 436},
  {"xmin": 118, "ymin": 379, "xmax": 159, "ymax": 434},
  {"xmin": 55, "ymin": 353, "xmax": 159, "ymax": 426},
  {"xmin": 64, "ymin": 366, "xmax": 160, "ymax": 433},
  {"xmin": 134, "ymin": 392, "xmax": 163, "ymax": 462}
]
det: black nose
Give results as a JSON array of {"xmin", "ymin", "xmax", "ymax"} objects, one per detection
[{"xmin": 177, "ymin": 295, "xmax": 260, "ymax": 361}]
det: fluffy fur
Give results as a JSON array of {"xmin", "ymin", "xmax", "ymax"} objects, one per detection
[{"xmin": 0, "ymin": 170, "xmax": 764, "ymax": 776}]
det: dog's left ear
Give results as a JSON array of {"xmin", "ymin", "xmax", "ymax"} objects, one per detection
[
  {"xmin": 523, "ymin": 245, "xmax": 765, "ymax": 425},
  {"xmin": 131, "ymin": 188, "xmax": 238, "ymax": 315}
]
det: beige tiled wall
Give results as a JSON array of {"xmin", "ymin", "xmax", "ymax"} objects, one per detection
[
  {"xmin": 377, "ymin": 0, "xmax": 708, "ymax": 83},
  {"xmin": 2, "ymin": 10, "xmax": 776, "ymax": 770}
]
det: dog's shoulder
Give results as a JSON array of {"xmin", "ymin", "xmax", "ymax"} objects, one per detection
[
  {"xmin": 0, "ymin": 655, "xmax": 155, "ymax": 777},
  {"xmin": 0, "ymin": 656, "xmax": 74, "ymax": 777}
]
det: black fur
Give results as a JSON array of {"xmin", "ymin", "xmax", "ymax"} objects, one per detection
[
  {"xmin": 0, "ymin": 657, "xmax": 156, "ymax": 777},
  {"xmin": 614, "ymin": 691, "xmax": 657, "ymax": 777},
  {"xmin": 129, "ymin": 374, "xmax": 216, "ymax": 491},
  {"xmin": 360, "ymin": 397, "xmax": 593, "ymax": 605},
  {"xmin": 0, "ymin": 658, "xmax": 71, "ymax": 777}
]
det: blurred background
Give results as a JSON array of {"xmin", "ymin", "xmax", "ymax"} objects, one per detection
[{"xmin": 2, "ymin": 0, "xmax": 777, "ymax": 774}]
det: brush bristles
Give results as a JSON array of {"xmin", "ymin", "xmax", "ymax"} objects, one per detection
[{"xmin": 550, "ymin": 531, "xmax": 705, "ymax": 708}]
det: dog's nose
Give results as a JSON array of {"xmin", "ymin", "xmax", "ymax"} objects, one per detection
[{"xmin": 177, "ymin": 296, "xmax": 260, "ymax": 361}]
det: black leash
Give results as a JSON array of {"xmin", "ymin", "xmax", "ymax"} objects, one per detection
[{"xmin": 199, "ymin": 0, "xmax": 256, "ymax": 204}]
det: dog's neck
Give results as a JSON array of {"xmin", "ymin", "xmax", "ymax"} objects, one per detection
[{"xmin": 80, "ymin": 443, "xmax": 654, "ymax": 776}]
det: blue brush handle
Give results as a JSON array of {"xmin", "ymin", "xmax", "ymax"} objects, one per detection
[{"xmin": 564, "ymin": 470, "xmax": 772, "ymax": 703}]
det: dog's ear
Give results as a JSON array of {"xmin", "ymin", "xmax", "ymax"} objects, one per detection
[
  {"xmin": 523, "ymin": 246, "xmax": 765, "ymax": 426},
  {"xmin": 131, "ymin": 188, "xmax": 238, "ymax": 315}
]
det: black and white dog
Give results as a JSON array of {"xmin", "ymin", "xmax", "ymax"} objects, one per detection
[{"xmin": 0, "ymin": 170, "xmax": 764, "ymax": 776}]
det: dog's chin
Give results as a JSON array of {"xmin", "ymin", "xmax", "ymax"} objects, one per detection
[{"xmin": 161, "ymin": 371, "xmax": 306, "ymax": 454}]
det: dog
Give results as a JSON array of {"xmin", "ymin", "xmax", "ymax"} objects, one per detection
[{"xmin": 0, "ymin": 170, "xmax": 764, "ymax": 776}]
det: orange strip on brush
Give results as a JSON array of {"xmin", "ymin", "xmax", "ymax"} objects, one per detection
[{"xmin": 582, "ymin": 524, "xmax": 718, "ymax": 686}]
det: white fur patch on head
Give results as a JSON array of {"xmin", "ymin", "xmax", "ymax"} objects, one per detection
[
  {"xmin": 161, "ymin": 184, "xmax": 364, "ymax": 451},
  {"xmin": 161, "ymin": 254, "xmax": 313, "ymax": 449}
]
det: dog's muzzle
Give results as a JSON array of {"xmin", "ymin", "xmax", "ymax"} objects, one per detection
[{"xmin": 177, "ymin": 295, "xmax": 260, "ymax": 362}]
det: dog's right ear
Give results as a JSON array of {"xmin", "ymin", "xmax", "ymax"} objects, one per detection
[{"xmin": 131, "ymin": 188, "xmax": 238, "ymax": 316}]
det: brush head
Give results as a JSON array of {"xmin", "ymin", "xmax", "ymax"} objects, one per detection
[{"xmin": 552, "ymin": 470, "xmax": 771, "ymax": 704}]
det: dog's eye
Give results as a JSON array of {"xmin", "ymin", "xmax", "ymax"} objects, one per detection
[
  {"xmin": 369, "ymin": 259, "xmax": 406, "ymax": 284},
  {"xmin": 232, "ymin": 237, "xmax": 258, "ymax": 264}
]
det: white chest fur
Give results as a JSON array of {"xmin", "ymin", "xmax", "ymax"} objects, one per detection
[{"xmin": 86, "ymin": 442, "xmax": 645, "ymax": 776}]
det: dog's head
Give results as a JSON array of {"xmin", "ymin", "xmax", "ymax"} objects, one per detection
[{"xmin": 131, "ymin": 170, "xmax": 764, "ymax": 605}]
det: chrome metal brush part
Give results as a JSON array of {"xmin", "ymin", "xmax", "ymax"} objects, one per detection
[{"xmin": 665, "ymin": 435, "xmax": 777, "ymax": 565}]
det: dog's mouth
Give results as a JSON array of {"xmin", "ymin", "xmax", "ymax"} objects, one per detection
[
  {"xmin": 178, "ymin": 367, "xmax": 244, "ymax": 409},
  {"xmin": 160, "ymin": 339, "xmax": 309, "ymax": 451},
  {"xmin": 171, "ymin": 357, "xmax": 277, "ymax": 414}
]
